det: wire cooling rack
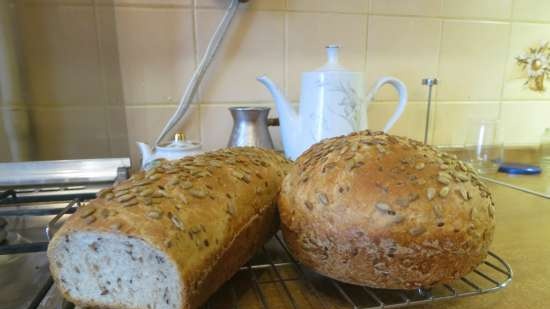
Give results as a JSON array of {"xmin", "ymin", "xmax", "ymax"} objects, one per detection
[{"xmin": 202, "ymin": 234, "xmax": 512, "ymax": 309}]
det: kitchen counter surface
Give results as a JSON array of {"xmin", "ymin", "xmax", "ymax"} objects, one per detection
[{"xmin": 484, "ymin": 169, "xmax": 550, "ymax": 198}]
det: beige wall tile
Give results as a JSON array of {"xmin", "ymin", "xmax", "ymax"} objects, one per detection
[
  {"xmin": 30, "ymin": 106, "xmax": 111, "ymax": 160},
  {"xmin": 286, "ymin": 12, "xmax": 367, "ymax": 101},
  {"xmin": 200, "ymin": 104, "xmax": 234, "ymax": 151},
  {"xmin": 116, "ymin": 7, "xmax": 195, "ymax": 105},
  {"xmin": 513, "ymin": 0, "xmax": 550, "ymax": 22},
  {"xmin": 366, "ymin": 16, "xmax": 441, "ymax": 101},
  {"xmin": 106, "ymin": 106, "xmax": 130, "ymax": 157},
  {"xmin": 19, "ymin": 4, "xmax": 104, "ymax": 106},
  {"xmin": 0, "ymin": 108, "xmax": 35, "ymax": 161},
  {"xmin": 501, "ymin": 102, "xmax": 550, "ymax": 146},
  {"xmin": 432, "ymin": 102, "xmax": 500, "ymax": 146},
  {"xmin": 370, "ymin": 0, "xmax": 441, "ymax": 17},
  {"xmin": 436, "ymin": 21, "xmax": 509, "ymax": 101},
  {"xmin": 441, "ymin": 0, "xmax": 512, "ymax": 20},
  {"xmin": 125, "ymin": 105, "xmax": 200, "ymax": 164},
  {"xmin": 197, "ymin": 10, "xmax": 284, "ymax": 102},
  {"xmin": 196, "ymin": 0, "xmax": 285, "ymax": 10},
  {"xmin": 287, "ymin": 0, "xmax": 368, "ymax": 13},
  {"xmin": 96, "ymin": 3, "xmax": 125, "ymax": 107},
  {"xmin": 502, "ymin": 22, "xmax": 550, "ymax": 100},
  {"xmin": 368, "ymin": 101, "xmax": 428, "ymax": 141},
  {"xmin": 200, "ymin": 103, "xmax": 282, "ymax": 151}
]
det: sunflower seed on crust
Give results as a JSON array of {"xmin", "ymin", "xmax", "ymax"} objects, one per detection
[
  {"xmin": 146, "ymin": 210, "xmax": 162, "ymax": 219},
  {"xmin": 409, "ymin": 226, "xmax": 426, "ymax": 236},
  {"xmin": 171, "ymin": 216, "xmax": 185, "ymax": 230},
  {"xmin": 122, "ymin": 200, "xmax": 138, "ymax": 207},
  {"xmin": 437, "ymin": 175, "xmax": 451, "ymax": 185},
  {"xmin": 84, "ymin": 215, "xmax": 96, "ymax": 224},
  {"xmin": 427, "ymin": 187, "xmax": 436, "ymax": 200},
  {"xmin": 79, "ymin": 207, "xmax": 96, "ymax": 218},
  {"xmin": 317, "ymin": 193, "xmax": 329, "ymax": 205},
  {"xmin": 375, "ymin": 202, "xmax": 392, "ymax": 213},
  {"xmin": 114, "ymin": 190, "xmax": 129, "ymax": 198},
  {"xmin": 439, "ymin": 186, "xmax": 450, "ymax": 197},
  {"xmin": 455, "ymin": 172, "xmax": 470, "ymax": 181},
  {"xmin": 139, "ymin": 188, "xmax": 153, "ymax": 197},
  {"xmin": 459, "ymin": 186, "xmax": 469, "ymax": 200},
  {"xmin": 116, "ymin": 194, "xmax": 134, "ymax": 203}
]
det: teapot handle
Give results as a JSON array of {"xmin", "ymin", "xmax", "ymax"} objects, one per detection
[{"xmin": 366, "ymin": 77, "xmax": 408, "ymax": 132}]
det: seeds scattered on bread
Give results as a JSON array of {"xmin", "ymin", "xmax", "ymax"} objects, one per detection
[{"xmin": 279, "ymin": 130, "xmax": 495, "ymax": 289}]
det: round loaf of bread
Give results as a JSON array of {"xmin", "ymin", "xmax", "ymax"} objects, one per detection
[{"xmin": 279, "ymin": 131, "xmax": 496, "ymax": 289}]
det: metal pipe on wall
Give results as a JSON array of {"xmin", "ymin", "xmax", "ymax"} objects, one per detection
[{"xmin": 0, "ymin": 0, "xmax": 32, "ymax": 161}]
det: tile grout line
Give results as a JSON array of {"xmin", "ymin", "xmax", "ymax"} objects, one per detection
[
  {"xmin": 282, "ymin": 1, "xmax": 288, "ymax": 104},
  {"xmin": 18, "ymin": 100, "xmax": 542, "ymax": 109},
  {"xmin": 91, "ymin": 0, "xmax": 113, "ymax": 155},
  {"xmin": 118, "ymin": 101, "xmax": 513, "ymax": 109},
  {"xmin": 363, "ymin": 9, "xmax": 370, "ymax": 85},
  {"xmin": 496, "ymin": 13, "xmax": 515, "ymax": 125},
  {"xmin": 35, "ymin": 1, "xmax": 550, "ymax": 25},
  {"xmin": 191, "ymin": 0, "xmax": 202, "ymax": 144},
  {"xmin": 429, "ymin": 17, "xmax": 445, "ymax": 145},
  {"xmin": 109, "ymin": 4, "xmax": 550, "ymax": 26}
]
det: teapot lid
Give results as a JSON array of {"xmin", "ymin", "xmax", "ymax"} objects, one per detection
[
  {"xmin": 157, "ymin": 133, "xmax": 201, "ymax": 152},
  {"xmin": 315, "ymin": 45, "xmax": 348, "ymax": 72}
]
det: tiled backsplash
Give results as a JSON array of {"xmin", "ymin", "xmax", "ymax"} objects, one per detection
[{"xmin": 1, "ymin": 0, "xmax": 550, "ymax": 164}]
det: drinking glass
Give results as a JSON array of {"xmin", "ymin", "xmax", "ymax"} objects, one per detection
[{"xmin": 464, "ymin": 118, "xmax": 503, "ymax": 174}]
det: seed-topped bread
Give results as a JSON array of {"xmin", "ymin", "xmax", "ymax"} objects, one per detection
[
  {"xmin": 48, "ymin": 147, "xmax": 291, "ymax": 309},
  {"xmin": 279, "ymin": 131, "xmax": 495, "ymax": 289}
]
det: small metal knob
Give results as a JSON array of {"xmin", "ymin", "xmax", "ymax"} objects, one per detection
[
  {"xmin": 267, "ymin": 118, "xmax": 279, "ymax": 127},
  {"xmin": 422, "ymin": 78, "xmax": 438, "ymax": 86},
  {"xmin": 174, "ymin": 132, "xmax": 185, "ymax": 142}
]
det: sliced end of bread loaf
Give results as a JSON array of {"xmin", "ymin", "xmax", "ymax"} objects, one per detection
[{"xmin": 49, "ymin": 232, "xmax": 183, "ymax": 309}]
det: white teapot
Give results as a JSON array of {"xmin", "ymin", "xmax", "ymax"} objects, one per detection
[
  {"xmin": 136, "ymin": 133, "xmax": 202, "ymax": 170},
  {"xmin": 257, "ymin": 45, "xmax": 408, "ymax": 160}
]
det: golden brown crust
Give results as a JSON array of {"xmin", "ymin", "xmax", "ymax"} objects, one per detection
[
  {"xmin": 48, "ymin": 147, "xmax": 291, "ymax": 309},
  {"xmin": 279, "ymin": 131, "xmax": 495, "ymax": 289},
  {"xmin": 189, "ymin": 205, "xmax": 279, "ymax": 309}
]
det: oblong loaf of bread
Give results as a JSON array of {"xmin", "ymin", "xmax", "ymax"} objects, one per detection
[
  {"xmin": 48, "ymin": 147, "xmax": 291, "ymax": 309},
  {"xmin": 279, "ymin": 131, "xmax": 495, "ymax": 289}
]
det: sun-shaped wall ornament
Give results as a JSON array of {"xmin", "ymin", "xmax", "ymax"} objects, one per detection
[{"xmin": 516, "ymin": 41, "xmax": 550, "ymax": 92}]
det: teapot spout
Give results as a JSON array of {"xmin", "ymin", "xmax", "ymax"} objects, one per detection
[
  {"xmin": 136, "ymin": 142, "xmax": 153, "ymax": 166},
  {"xmin": 257, "ymin": 75, "xmax": 299, "ymax": 159}
]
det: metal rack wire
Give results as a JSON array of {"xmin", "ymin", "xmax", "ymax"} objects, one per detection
[
  {"xmin": 202, "ymin": 234, "xmax": 512, "ymax": 309},
  {"xmin": 0, "ymin": 191, "xmax": 85, "ymax": 255}
]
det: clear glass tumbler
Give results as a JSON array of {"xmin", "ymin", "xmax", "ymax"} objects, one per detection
[
  {"xmin": 539, "ymin": 128, "xmax": 550, "ymax": 171},
  {"xmin": 464, "ymin": 118, "xmax": 503, "ymax": 174}
]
